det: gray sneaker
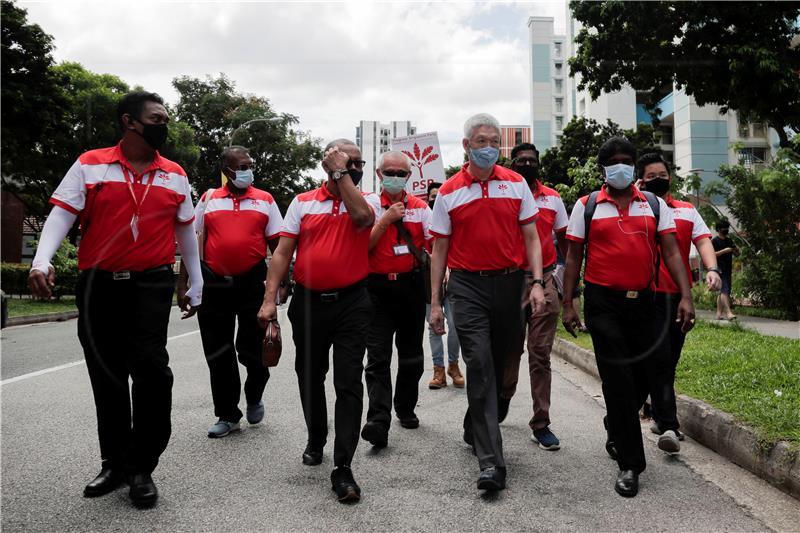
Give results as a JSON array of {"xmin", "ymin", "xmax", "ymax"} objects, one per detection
[
  {"xmin": 207, "ymin": 419, "xmax": 241, "ymax": 438},
  {"xmin": 247, "ymin": 401, "xmax": 265, "ymax": 424},
  {"xmin": 657, "ymin": 430, "xmax": 681, "ymax": 453}
]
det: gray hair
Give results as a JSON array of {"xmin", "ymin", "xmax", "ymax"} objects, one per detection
[
  {"xmin": 324, "ymin": 138, "xmax": 358, "ymax": 152},
  {"xmin": 377, "ymin": 150, "xmax": 411, "ymax": 170},
  {"xmin": 463, "ymin": 113, "xmax": 501, "ymax": 139}
]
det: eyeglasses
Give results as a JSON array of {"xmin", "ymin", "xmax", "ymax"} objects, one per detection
[
  {"xmin": 227, "ymin": 164, "xmax": 252, "ymax": 172},
  {"xmin": 644, "ymin": 172, "xmax": 669, "ymax": 180},
  {"xmin": 513, "ymin": 157, "xmax": 539, "ymax": 167},
  {"xmin": 382, "ymin": 170, "xmax": 410, "ymax": 178},
  {"xmin": 347, "ymin": 159, "xmax": 367, "ymax": 169}
]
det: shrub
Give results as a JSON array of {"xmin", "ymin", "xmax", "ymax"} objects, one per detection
[{"xmin": 0, "ymin": 263, "xmax": 30, "ymax": 296}]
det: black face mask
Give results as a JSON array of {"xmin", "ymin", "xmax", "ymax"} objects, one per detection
[
  {"xmin": 428, "ymin": 200, "xmax": 436, "ymax": 209},
  {"xmin": 348, "ymin": 169, "xmax": 363, "ymax": 186},
  {"xmin": 642, "ymin": 178, "xmax": 670, "ymax": 197},
  {"xmin": 131, "ymin": 117, "xmax": 169, "ymax": 151},
  {"xmin": 514, "ymin": 165, "xmax": 538, "ymax": 185}
]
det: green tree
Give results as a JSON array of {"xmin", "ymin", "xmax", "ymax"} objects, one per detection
[
  {"xmin": 172, "ymin": 74, "xmax": 321, "ymax": 209},
  {"xmin": 568, "ymin": 0, "xmax": 800, "ymax": 148},
  {"xmin": 705, "ymin": 138, "xmax": 800, "ymax": 319}
]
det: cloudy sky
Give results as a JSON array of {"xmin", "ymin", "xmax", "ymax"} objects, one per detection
[{"xmin": 22, "ymin": 0, "xmax": 566, "ymax": 178}]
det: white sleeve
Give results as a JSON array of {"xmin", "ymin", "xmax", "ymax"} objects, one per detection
[
  {"xmin": 553, "ymin": 196, "xmax": 569, "ymax": 231},
  {"xmin": 691, "ymin": 208, "xmax": 712, "ymax": 241},
  {"xmin": 519, "ymin": 184, "xmax": 538, "ymax": 223},
  {"xmin": 280, "ymin": 197, "xmax": 302, "ymax": 237},
  {"xmin": 566, "ymin": 199, "xmax": 586, "ymax": 242},
  {"xmin": 176, "ymin": 175, "xmax": 195, "ymax": 225},
  {"xmin": 656, "ymin": 197, "xmax": 676, "ymax": 234},
  {"xmin": 31, "ymin": 206, "xmax": 78, "ymax": 273},
  {"xmin": 430, "ymin": 194, "xmax": 451, "ymax": 236},
  {"xmin": 193, "ymin": 189, "xmax": 212, "ymax": 233},
  {"xmin": 50, "ymin": 159, "xmax": 86, "ymax": 214},
  {"xmin": 264, "ymin": 200, "xmax": 284, "ymax": 239},
  {"xmin": 365, "ymin": 193, "xmax": 381, "ymax": 218},
  {"xmin": 175, "ymin": 223, "xmax": 203, "ymax": 307}
]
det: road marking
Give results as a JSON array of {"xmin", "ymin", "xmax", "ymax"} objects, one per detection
[{"xmin": 0, "ymin": 329, "xmax": 200, "ymax": 386}]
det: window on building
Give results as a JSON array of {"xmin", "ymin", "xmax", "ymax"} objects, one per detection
[
  {"xmin": 751, "ymin": 123, "xmax": 767, "ymax": 138},
  {"xmin": 555, "ymin": 116, "xmax": 563, "ymax": 130},
  {"xmin": 554, "ymin": 62, "xmax": 563, "ymax": 76},
  {"xmin": 555, "ymin": 134, "xmax": 563, "ymax": 145},
  {"xmin": 579, "ymin": 98, "xmax": 586, "ymax": 115},
  {"xmin": 738, "ymin": 147, "xmax": 768, "ymax": 168},
  {"xmin": 554, "ymin": 79, "xmax": 562, "ymax": 93},
  {"xmin": 658, "ymin": 126, "xmax": 673, "ymax": 145},
  {"xmin": 554, "ymin": 42, "xmax": 562, "ymax": 56},
  {"xmin": 514, "ymin": 130, "xmax": 522, "ymax": 145},
  {"xmin": 555, "ymin": 98, "xmax": 563, "ymax": 113}
]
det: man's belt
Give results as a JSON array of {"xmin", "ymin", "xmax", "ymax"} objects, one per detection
[
  {"xmin": 87, "ymin": 264, "xmax": 173, "ymax": 281},
  {"xmin": 296, "ymin": 280, "xmax": 366, "ymax": 302},
  {"xmin": 452, "ymin": 267, "xmax": 519, "ymax": 277},
  {"xmin": 585, "ymin": 281, "xmax": 652, "ymax": 299},
  {"xmin": 368, "ymin": 269, "xmax": 420, "ymax": 282}
]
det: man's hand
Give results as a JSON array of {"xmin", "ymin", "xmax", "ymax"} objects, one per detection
[
  {"xmin": 429, "ymin": 304, "xmax": 445, "ymax": 336},
  {"xmin": 258, "ymin": 301, "xmax": 278, "ymax": 329},
  {"xmin": 706, "ymin": 271, "xmax": 722, "ymax": 291},
  {"xmin": 179, "ymin": 284, "xmax": 201, "ymax": 319},
  {"xmin": 28, "ymin": 267, "xmax": 55, "ymax": 299},
  {"xmin": 322, "ymin": 146, "xmax": 350, "ymax": 173},
  {"xmin": 278, "ymin": 283, "xmax": 290, "ymax": 304},
  {"xmin": 529, "ymin": 283, "xmax": 545, "ymax": 315},
  {"xmin": 676, "ymin": 296, "xmax": 696, "ymax": 333},
  {"xmin": 562, "ymin": 301, "xmax": 580, "ymax": 338},
  {"xmin": 382, "ymin": 202, "xmax": 405, "ymax": 224}
]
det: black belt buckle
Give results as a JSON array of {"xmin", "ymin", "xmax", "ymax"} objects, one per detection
[
  {"xmin": 320, "ymin": 292, "xmax": 339, "ymax": 302},
  {"xmin": 112, "ymin": 271, "xmax": 131, "ymax": 281}
]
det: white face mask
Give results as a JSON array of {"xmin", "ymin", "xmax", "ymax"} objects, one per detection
[
  {"xmin": 230, "ymin": 168, "xmax": 254, "ymax": 189},
  {"xmin": 604, "ymin": 163, "xmax": 635, "ymax": 189}
]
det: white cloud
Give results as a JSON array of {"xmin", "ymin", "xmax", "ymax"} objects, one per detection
[{"xmin": 21, "ymin": 0, "xmax": 566, "ymax": 179}]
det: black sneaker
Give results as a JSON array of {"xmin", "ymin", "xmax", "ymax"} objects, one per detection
[
  {"xmin": 398, "ymin": 414, "xmax": 419, "ymax": 429},
  {"xmin": 331, "ymin": 466, "xmax": 361, "ymax": 503},
  {"xmin": 476, "ymin": 466, "xmax": 506, "ymax": 491},
  {"xmin": 360, "ymin": 421, "xmax": 388, "ymax": 448}
]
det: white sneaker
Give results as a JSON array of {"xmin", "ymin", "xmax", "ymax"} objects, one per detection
[{"xmin": 657, "ymin": 430, "xmax": 680, "ymax": 453}]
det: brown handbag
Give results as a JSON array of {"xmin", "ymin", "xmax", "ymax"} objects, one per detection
[{"xmin": 262, "ymin": 319, "xmax": 282, "ymax": 367}]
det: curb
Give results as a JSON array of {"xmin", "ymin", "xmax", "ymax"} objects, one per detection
[
  {"xmin": 6, "ymin": 310, "xmax": 79, "ymax": 327},
  {"xmin": 552, "ymin": 337, "xmax": 800, "ymax": 501}
]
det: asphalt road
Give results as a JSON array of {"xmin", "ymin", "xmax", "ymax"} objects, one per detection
[{"xmin": 1, "ymin": 305, "xmax": 797, "ymax": 532}]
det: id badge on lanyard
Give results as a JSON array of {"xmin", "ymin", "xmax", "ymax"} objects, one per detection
[{"xmin": 121, "ymin": 165, "xmax": 155, "ymax": 242}]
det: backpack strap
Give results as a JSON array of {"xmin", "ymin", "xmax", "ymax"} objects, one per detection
[{"xmin": 583, "ymin": 191, "xmax": 600, "ymax": 245}]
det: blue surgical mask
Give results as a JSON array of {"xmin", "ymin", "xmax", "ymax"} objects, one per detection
[
  {"xmin": 469, "ymin": 146, "xmax": 499, "ymax": 169},
  {"xmin": 382, "ymin": 176, "xmax": 407, "ymax": 194},
  {"xmin": 230, "ymin": 168, "xmax": 254, "ymax": 189},
  {"xmin": 604, "ymin": 163, "xmax": 635, "ymax": 190}
]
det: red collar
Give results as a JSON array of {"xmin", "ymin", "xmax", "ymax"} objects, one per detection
[
  {"xmin": 219, "ymin": 183, "xmax": 258, "ymax": 200},
  {"xmin": 462, "ymin": 162, "xmax": 501, "ymax": 184},
  {"xmin": 663, "ymin": 193, "xmax": 676, "ymax": 207},
  {"xmin": 320, "ymin": 182, "xmax": 338, "ymax": 200},
  {"xmin": 596, "ymin": 184, "xmax": 647, "ymax": 205},
  {"xmin": 111, "ymin": 142, "xmax": 168, "ymax": 176},
  {"xmin": 380, "ymin": 189, "xmax": 407, "ymax": 207},
  {"xmin": 532, "ymin": 180, "xmax": 545, "ymax": 197}
]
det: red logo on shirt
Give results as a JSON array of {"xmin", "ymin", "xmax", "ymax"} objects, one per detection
[
  {"xmin": 157, "ymin": 172, "xmax": 170, "ymax": 183},
  {"xmin": 251, "ymin": 200, "xmax": 261, "ymax": 207},
  {"xmin": 498, "ymin": 184, "xmax": 509, "ymax": 191}
]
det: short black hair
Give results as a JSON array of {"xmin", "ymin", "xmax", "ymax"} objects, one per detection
[
  {"xmin": 636, "ymin": 152, "xmax": 670, "ymax": 179},
  {"xmin": 428, "ymin": 181, "xmax": 442, "ymax": 193},
  {"xmin": 510, "ymin": 142, "xmax": 539, "ymax": 160},
  {"xmin": 715, "ymin": 220, "xmax": 730, "ymax": 231},
  {"xmin": 221, "ymin": 145, "xmax": 250, "ymax": 167},
  {"xmin": 116, "ymin": 91, "xmax": 164, "ymax": 130},
  {"xmin": 598, "ymin": 136, "xmax": 637, "ymax": 166}
]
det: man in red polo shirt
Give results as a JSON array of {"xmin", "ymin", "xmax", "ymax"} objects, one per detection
[
  {"xmin": 562, "ymin": 137, "xmax": 695, "ymax": 498},
  {"xmin": 257, "ymin": 139, "xmax": 379, "ymax": 503},
  {"xmin": 360, "ymin": 151, "xmax": 432, "ymax": 448},
  {"xmin": 28, "ymin": 91, "xmax": 203, "ymax": 508},
  {"xmin": 429, "ymin": 113, "xmax": 545, "ymax": 492},
  {"xmin": 636, "ymin": 152, "xmax": 721, "ymax": 453},
  {"xmin": 178, "ymin": 145, "xmax": 284, "ymax": 439},
  {"xmin": 498, "ymin": 143, "xmax": 568, "ymax": 453}
]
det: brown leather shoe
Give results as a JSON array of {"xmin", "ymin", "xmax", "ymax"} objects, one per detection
[
  {"xmin": 448, "ymin": 363, "xmax": 465, "ymax": 388},
  {"xmin": 428, "ymin": 366, "xmax": 447, "ymax": 389}
]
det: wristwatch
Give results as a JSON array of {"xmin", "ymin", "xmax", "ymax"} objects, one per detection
[
  {"xmin": 332, "ymin": 169, "xmax": 349, "ymax": 182},
  {"xmin": 707, "ymin": 266, "xmax": 722, "ymax": 274},
  {"xmin": 532, "ymin": 278, "xmax": 546, "ymax": 288}
]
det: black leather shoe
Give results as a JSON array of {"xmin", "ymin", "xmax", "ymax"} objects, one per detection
[
  {"xmin": 476, "ymin": 466, "xmax": 506, "ymax": 491},
  {"xmin": 128, "ymin": 473, "xmax": 158, "ymax": 508},
  {"xmin": 83, "ymin": 465, "xmax": 123, "ymax": 497},
  {"xmin": 330, "ymin": 466, "xmax": 361, "ymax": 503},
  {"xmin": 398, "ymin": 414, "xmax": 419, "ymax": 429},
  {"xmin": 614, "ymin": 469, "xmax": 639, "ymax": 498},
  {"xmin": 498, "ymin": 397, "xmax": 511, "ymax": 424},
  {"xmin": 302, "ymin": 445, "xmax": 323, "ymax": 466},
  {"xmin": 361, "ymin": 421, "xmax": 388, "ymax": 447},
  {"xmin": 603, "ymin": 416, "xmax": 618, "ymax": 460}
]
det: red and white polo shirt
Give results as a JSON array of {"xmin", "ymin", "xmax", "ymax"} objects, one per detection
[
  {"xmin": 656, "ymin": 195, "xmax": 711, "ymax": 294},
  {"xmin": 430, "ymin": 163, "xmax": 538, "ymax": 271},
  {"xmin": 566, "ymin": 185, "xmax": 676, "ymax": 290},
  {"xmin": 194, "ymin": 185, "xmax": 283, "ymax": 276},
  {"xmin": 280, "ymin": 183, "xmax": 380, "ymax": 291},
  {"xmin": 520, "ymin": 181, "xmax": 568, "ymax": 271},
  {"xmin": 369, "ymin": 190, "xmax": 432, "ymax": 275},
  {"xmin": 49, "ymin": 143, "xmax": 194, "ymax": 272}
]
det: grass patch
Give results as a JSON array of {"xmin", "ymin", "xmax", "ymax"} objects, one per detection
[
  {"xmin": 692, "ymin": 283, "xmax": 793, "ymax": 321},
  {"xmin": 556, "ymin": 319, "xmax": 800, "ymax": 448},
  {"xmin": 6, "ymin": 297, "xmax": 77, "ymax": 318}
]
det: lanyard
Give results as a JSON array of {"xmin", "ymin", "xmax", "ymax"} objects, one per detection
[{"xmin": 120, "ymin": 164, "xmax": 156, "ymax": 241}]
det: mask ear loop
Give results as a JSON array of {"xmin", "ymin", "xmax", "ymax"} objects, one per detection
[{"xmin": 615, "ymin": 200, "xmax": 655, "ymax": 284}]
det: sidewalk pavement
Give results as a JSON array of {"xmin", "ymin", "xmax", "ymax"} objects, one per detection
[{"xmin": 695, "ymin": 310, "xmax": 799, "ymax": 340}]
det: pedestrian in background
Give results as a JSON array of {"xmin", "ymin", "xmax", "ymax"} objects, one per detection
[
  {"xmin": 257, "ymin": 139, "xmax": 379, "ymax": 504},
  {"xmin": 429, "ymin": 113, "xmax": 545, "ymax": 492},
  {"xmin": 28, "ymin": 91, "xmax": 203, "ymax": 508},
  {"xmin": 361, "ymin": 151, "xmax": 432, "ymax": 448},
  {"xmin": 712, "ymin": 220, "xmax": 738, "ymax": 320}
]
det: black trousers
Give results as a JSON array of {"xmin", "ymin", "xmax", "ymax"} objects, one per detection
[
  {"xmin": 76, "ymin": 267, "xmax": 175, "ymax": 475},
  {"xmin": 197, "ymin": 261, "xmax": 269, "ymax": 423},
  {"xmin": 650, "ymin": 291, "xmax": 685, "ymax": 432},
  {"xmin": 448, "ymin": 269, "xmax": 525, "ymax": 470},
  {"xmin": 584, "ymin": 282, "xmax": 667, "ymax": 474},
  {"xmin": 364, "ymin": 272, "xmax": 426, "ymax": 429},
  {"xmin": 288, "ymin": 282, "xmax": 372, "ymax": 467}
]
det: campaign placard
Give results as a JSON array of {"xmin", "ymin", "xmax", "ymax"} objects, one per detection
[{"xmin": 391, "ymin": 131, "xmax": 445, "ymax": 198}]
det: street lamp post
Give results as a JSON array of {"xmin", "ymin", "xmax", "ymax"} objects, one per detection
[{"xmin": 227, "ymin": 116, "xmax": 284, "ymax": 147}]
